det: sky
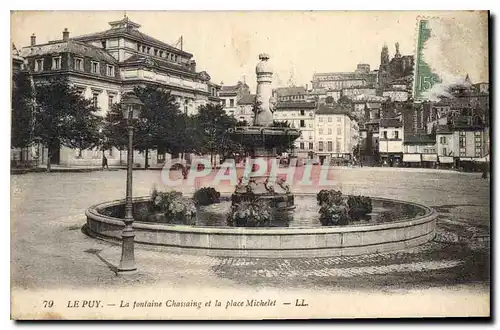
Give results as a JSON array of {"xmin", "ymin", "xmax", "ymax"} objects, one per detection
[{"xmin": 10, "ymin": 11, "xmax": 488, "ymax": 92}]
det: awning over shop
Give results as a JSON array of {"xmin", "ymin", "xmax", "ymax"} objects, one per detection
[
  {"xmin": 438, "ymin": 156, "xmax": 454, "ymax": 164},
  {"xmin": 475, "ymin": 155, "xmax": 490, "ymax": 163},
  {"xmin": 422, "ymin": 154, "xmax": 438, "ymax": 162},
  {"xmin": 460, "ymin": 157, "xmax": 473, "ymax": 161},
  {"xmin": 403, "ymin": 154, "xmax": 421, "ymax": 162}
]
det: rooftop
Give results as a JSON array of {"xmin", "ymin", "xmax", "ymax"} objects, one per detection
[
  {"xmin": 71, "ymin": 16, "xmax": 192, "ymax": 58},
  {"xmin": 274, "ymin": 86, "xmax": 307, "ymax": 97},
  {"xmin": 380, "ymin": 118, "xmax": 402, "ymax": 128},
  {"xmin": 21, "ymin": 39, "xmax": 117, "ymax": 64},
  {"xmin": 275, "ymin": 101, "xmax": 317, "ymax": 110},
  {"xmin": 316, "ymin": 104, "xmax": 353, "ymax": 118},
  {"xmin": 238, "ymin": 94, "xmax": 256, "ymax": 105},
  {"xmin": 122, "ymin": 54, "xmax": 194, "ymax": 74},
  {"xmin": 403, "ymin": 134, "xmax": 436, "ymax": 144}
]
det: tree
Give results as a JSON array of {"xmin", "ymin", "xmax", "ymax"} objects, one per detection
[
  {"xmin": 34, "ymin": 76, "xmax": 102, "ymax": 171},
  {"xmin": 325, "ymin": 96, "xmax": 335, "ymax": 104},
  {"xmin": 103, "ymin": 85, "xmax": 185, "ymax": 169},
  {"xmin": 12, "ymin": 70, "xmax": 35, "ymax": 155},
  {"xmin": 193, "ymin": 103, "xmax": 237, "ymax": 167},
  {"xmin": 337, "ymin": 95, "xmax": 352, "ymax": 106}
]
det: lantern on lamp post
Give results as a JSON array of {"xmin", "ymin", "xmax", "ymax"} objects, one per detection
[{"xmin": 117, "ymin": 92, "xmax": 143, "ymax": 275}]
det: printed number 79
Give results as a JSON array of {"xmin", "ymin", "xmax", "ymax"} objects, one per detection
[{"xmin": 43, "ymin": 300, "xmax": 54, "ymax": 308}]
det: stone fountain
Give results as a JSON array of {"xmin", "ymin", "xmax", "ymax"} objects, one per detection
[{"xmin": 227, "ymin": 54, "xmax": 301, "ymax": 210}]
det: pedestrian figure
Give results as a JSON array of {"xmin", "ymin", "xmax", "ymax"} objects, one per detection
[
  {"xmin": 482, "ymin": 163, "xmax": 488, "ymax": 179},
  {"xmin": 102, "ymin": 154, "xmax": 109, "ymax": 170}
]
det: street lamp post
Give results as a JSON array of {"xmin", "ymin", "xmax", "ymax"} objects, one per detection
[{"xmin": 117, "ymin": 93, "xmax": 143, "ymax": 276}]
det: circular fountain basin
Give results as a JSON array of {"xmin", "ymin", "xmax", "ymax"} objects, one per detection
[{"xmin": 85, "ymin": 194, "xmax": 437, "ymax": 258}]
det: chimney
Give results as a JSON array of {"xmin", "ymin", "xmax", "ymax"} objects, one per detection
[
  {"xmin": 62, "ymin": 28, "xmax": 69, "ymax": 41},
  {"xmin": 30, "ymin": 33, "xmax": 36, "ymax": 46}
]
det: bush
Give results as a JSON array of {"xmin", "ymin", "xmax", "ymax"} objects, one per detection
[
  {"xmin": 317, "ymin": 189, "xmax": 343, "ymax": 206},
  {"xmin": 347, "ymin": 195, "xmax": 373, "ymax": 221},
  {"xmin": 227, "ymin": 199, "xmax": 272, "ymax": 227},
  {"xmin": 151, "ymin": 187, "xmax": 196, "ymax": 223},
  {"xmin": 319, "ymin": 204, "xmax": 349, "ymax": 226},
  {"xmin": 193, "ymin": 187, "xmax": 221, "ymax": 206}
]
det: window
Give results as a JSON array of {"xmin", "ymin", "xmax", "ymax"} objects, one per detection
[
  {"xmin": 300, "ymin": 142, "xmax": 304, "ymax": 150},
  {"xmin": 318, "ymin": 117, "xmax": 323, "ymax": 122},
  {"xmin": 383, "ymin": 131, "xmax": 388, "ymax": 139},
  {"xmin": 459, "ymin": 136, "xmax": 466, "ymax": 148},
  {"xmin": 300, "ymin": 120, "xmax": 305, "ymax": 128},
  {"xmin": 230, "ymin": 99, "xmax": 235, "ymax": 107},
  {"xmin": 174, "ymin": 55, "xmax": 178, "ymax": 62},
  {"xmin": 101, "ymin": 41, "xmax": 106, "ymax": 49},
  {"xmin": 157, "ymin": 152, "xmax": 165, "ymax": 163},
  {"xmin": 319, "ymin": 128, "xmax": 324, "ymax": 135},
  {"xmin": 171, "ymin": 54, "xmax": 175, "ymax": 61},
  {"xmin": 309, "ymin": 135, "xmax": 312, "ymax": 140},
  {"xmin": 184, "ymin": 100, "xmax": 189, "ymax": 113},
  {"xmin": 52, "ymin": 57, "xmax": 61, "ymax": 70},
  {"xmin": 92, "ymin": 93, "xmax": 98, "ymax": 108},
  {"xmin": 154, "ymin": 49, "xmax": 158, "ymax": 56},
  {"xmin": 328, "ymin": 128, "xmax": 332, "ymax": 135},
  {"xmin": 106, "ymin": 65, "xmax": 115, "ymax": 77},
  {"xmin": 308, "ymin": 124, "xmax": 312, "ymax": 128},
  {"xmin": 35, "ymin": 59, "xmax": 43, "ymax": 72},
  {"xmin": 327, "ymin": 141, "xmax": 333, "ymax": 152},
  {"xmin": 336, "ymin": 140, "xmax": 341, "ymax": 152},
  {"xmin": 442, "ymin": 147, "xmax": 447, "ymax": 156},
  {"xmin": 108, "ymin": 95, "xmax": 114, "ymax": 109},
  {"xmin": 91, "ymin": 61, "xmax": 99, "ymax": 74},
  {"xmin": 474, "ymin": 131, "xmax": 481, "ymax": 136},
  {"xmin": 460, "ymin": 131, "xmax": 466, "ymax": 136},
  {"xmin": 74, "ymin": 58, "xmax": 83, "ymax": 71},
  {"xmin": 318, "ymin": 141, "xmax": 324, "ymax": 151},
  {"xmin": 328, "ymin": 117, "xmax": 332, "ymax": 122},
  {"xmin": 108, "ymin": 148, "xmax": 113, "ymax": 157},
  {"xmin": 337, "ymin": 127, "xmax": 342, "ymax": 136},
  {"xmin": 159, "ymin": 50, "xmax": 163, "ymax": 57},
  {"xmin": 309, "ymin": 142, "xmax": 313, "ymax": 150},
  {"xmin": 300, "ymin": 110, "xmax": 305, "ymax": 116},
  {"xmin": 440, "ymin": 136, "xmax": 447, "ymax": 144},
  {"xmin": 394, "ymin": 131, "xmax": 399, "ymax": 139},
  {"xmin": 137, "ymin": 44, "xmax": 141, "ymax": 51},
  {"xmin": 146, "ymin": 47, "xmax": 151, "ymax": 54},
  {"xmin": 142, "ymin": 46, "xmax": 146, "ymax": 53}
]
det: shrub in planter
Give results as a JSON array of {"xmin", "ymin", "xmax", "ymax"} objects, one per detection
[
  {"xmin": 319, "ymin": 203, "xmax": 349, "ymax": 226},
  {"xmin": 317, "ymin": 189, "xmax": 343, "ymax": 206},
  {"xmin": 193, "ymin": 187, "xmax": 221, "ymax": 206},
  {"xmin": 151, "ymin": 188, "xmax": 196, "ymax": 224},
  {"xmin": 347, "ymin": 195, "xmax": 373, "ymax": 221},
  {"xmin": 227, "ymin": 199, "xmax": 272, "ymax": 227}
]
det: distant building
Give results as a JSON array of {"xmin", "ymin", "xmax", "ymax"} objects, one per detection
[
  {"xmin": 273, "ymin": 101, "xmax": 316, "ymax": 157},
  {"xmin": 219, "ymin": 81, "xmax": 251, "ymax": 117},
  {"xmin": 402, "ymin": 134, "xmax": 437, "ymax": 167},
  {"xmin": 314, "ymin": 104, "xmax": 359, "ymax": 164},
  {"xmin": 274, "ymin": 86, "xmax": 308, "ymax": 102},
  {"xmin": 311, "ymin": 64, "xmax": 378, "ymax": 92},
  {"xmin": 378, "ymin": 117, "xmax": 404, "ymax": 166},
  {"xmin": 235, "ymin": 93, "xmax": 256, "ymax": 124},
  {"xmin": 378, "ymin": 43, "xmax": 414, "ymax": 91}
]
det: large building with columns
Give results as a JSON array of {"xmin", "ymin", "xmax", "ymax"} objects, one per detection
[{"xmin": 19, "ymin": 15, "xmax": 221, "ymax": 167}]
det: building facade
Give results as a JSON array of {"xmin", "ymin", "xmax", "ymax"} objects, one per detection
[
  {"xmin": 378, "ymin": 117, "xmax": 404, "ymax": 166},
  {"xmin": 19, "ymin": 16, "xmax": 221, "ymax": 167},
  {"xmin": 273, "ymin": 101, "xmax": 316, "ymax": 157},
  {"xmin": 314, "ymin": 104, "xmax": 359, "ymax": 164}
]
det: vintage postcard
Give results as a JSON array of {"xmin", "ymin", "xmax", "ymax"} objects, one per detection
[{"xmin": 10, "ymin": 10, "xmax": 490, "ymax": 320}]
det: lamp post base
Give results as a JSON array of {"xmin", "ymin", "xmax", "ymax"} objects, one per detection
[{"xmin": 116, "ymin": 268, "xmax": 138, "ymax": 276}]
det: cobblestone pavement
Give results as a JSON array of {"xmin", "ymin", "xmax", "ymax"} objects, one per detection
[{"xmin": 10, "ymin": 168, "xmax": 490, "ymax": 292}]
